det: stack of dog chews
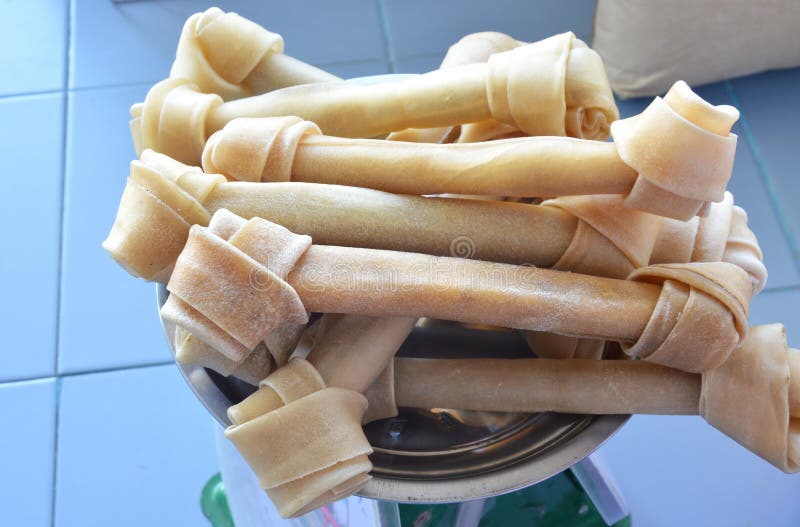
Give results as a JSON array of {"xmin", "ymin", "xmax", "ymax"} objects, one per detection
[{"xmin": 104, "ymin": 7, "xmax": 797, "ymax": 518}]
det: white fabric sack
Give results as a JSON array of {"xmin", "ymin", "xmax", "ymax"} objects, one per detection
[{"xmin": 592, "ymin": 0, "xmax": 800, "ymax": 98}]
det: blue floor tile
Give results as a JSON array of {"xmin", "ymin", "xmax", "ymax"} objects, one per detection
[
  {"xmin": 0, "ymin": 0, "xmax": 67, "ymax": 95},
  {"xmin": 384, "ymin": 0, "xmax": 596, "ymax": 59},
  {"xmin": 599, "ymin": 414, "xmax": 800, "ymax": 526},
  {"xmin": 55, "ymin": 364, "xmax": 218, "ymax": 527},
  {"xmin": 0, "ymin": 378, "xmax": 56, "ymax": 527},
  {"xmin": 616, "ymin": 84, "xmax": 800, "ymax": 290},
  {"xmin": 731, "ymin": 68, "xmax": 800, "ymax": 254},
  {"xmin": 0, "ymin": 94, "xmax": 64, "ymax": 381},
  {"xmin": 59, "ymin": 85, "xmax": 169, "ymax": 374},
  {"xmin": 71, "ymin": 0, "xmax": 385, "ymax": 89}
]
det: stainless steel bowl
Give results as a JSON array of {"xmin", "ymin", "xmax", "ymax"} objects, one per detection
[{"xmin": 157, "ymin": 285, "xmax": 629, "ymax": 503}]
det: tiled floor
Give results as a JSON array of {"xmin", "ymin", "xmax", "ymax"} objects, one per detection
[{"xmin": 2, "ymin": 1, "xmax": 800, "ymax": 526}]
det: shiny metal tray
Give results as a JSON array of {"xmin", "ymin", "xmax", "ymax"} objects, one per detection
[{"xmin": 157, "ymin": 285, "xmax": 628, "ymax": 503}]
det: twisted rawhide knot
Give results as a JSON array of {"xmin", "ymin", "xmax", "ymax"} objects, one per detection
[
  {"xmin": 612, "ymin": 80, "xmax": 739, "ymax": 220},
  {"xmin": 542, "ymin": 194, "xmax": 662, "ymax": 279},
  {"xmin": 652, "ymin": 192, "xmax": 767, "ymax": 294},
  {"xmin": 203, "ymin": 116, "xmax": 321, "ymax": 182},
  {"xmin": 103, "ymin": 150, "xmax": 224, "ymax": 282},
  {"xmin": 173, "ymin": 321, "xmax": 306, "ymax": 385},
  {"xmin": 225, "ymin": 359, "xmax": 372, "ymax": 518},
  {"xmin": 161, "ymin": 209, "xmax": 310, "ymax": 363},
  {"xmin": 442, "ymin": 31, "xmax": 523, "ymax": 67},
  {"xmin": 701, "ymin": 324, "xmax": 800, "ymax": 473},
  {"xmin": 174, "ymin": 327, "xmax": 274, "ymax": 385},
  {"xmin": 487, "ymin": 32, "xmax": 618, "ymax": 140},
  {"xmin": 171, "ymin": 8, "xmax": 284, "ymax": 100},
  {"xmin": 625, "ymin": 262, "xmax": 751, "ymax": 373},
  {"xmin": 131, "ymin": 78, "xmax": 223, "ymax": 165}
]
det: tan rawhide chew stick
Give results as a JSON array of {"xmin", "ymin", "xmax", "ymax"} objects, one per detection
[
  {"xmin": 223, "ymin": 359, "xmax": 372, "ymax": 518},
  {"xmin": 105, "ymin": 151, "xmax": 764, "ymax": 285},
  {"xmin": 530, "ymin": 192, "xmax": 767, "ymax": 359},
  {"xmin": 228, "ymin": 315, "xmax": 415, "ymax": 422},
  {"xmin": 224, "ymin": 324, "xmax": 798, "ymax": 518},
  {"xmin": 170, "ymin": 7, "xmax": 340, "ymax": 101},
  {"xmin": 202, "ymin": 81, "xmax": 738, "ymax": 221},
  {"xmin": 106, "ymin": 150, "xmax": 657, "ymax": 283},
  {"xmin": 131, "ymin": 32, "xmax": 617, "ymax": 164},
  {"xmin": 652, "ymin": 197, "xmax": 766, "ymax": 293},
  {"xmin": 390, "ymin": 30, "xmax": 615, "ymax": 144},
  {"xmin": 366, "ymin": 324, "xmax": 799, "ymax": 473},
  {"xmin": 170, "ymin": 189, "xmax": 766, "ymax": 380},
  {"xmin": 161, "ymin": 210, "xmax": 752, "ymax": 373},
  {"xmin": 172, "ymin": 321, "xmax": 306, "ymax": 385},
  {"xmin": 388, "ymin": 31, "xmax": 526, "ymax": 144}
]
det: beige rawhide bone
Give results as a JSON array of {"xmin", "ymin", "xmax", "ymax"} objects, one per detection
[
  {"xmin": 388, "ymin": 32, "xmax": 526, "ymax": 145},
  {"xmin": 105, "ymin": 150, "xmax": 645, "ymax": 282},
  {"xmin": 225, "ymin": 323, "xmax": 798, "ymax": 517},
  {"xmin": 167, "ymin": 211, "xmax": 310, "ymax": 381},
  {"xmin": 529, "ymin": 192, "xmax": 768, "ymax": 360},
  {"xmin": 230, "ymin": 314, "xmax": 415, "ymax": 423},
  {"xmin": 161, "ymin": 210, "xmax": 752, "ymax": 373},
  {"xmin": 224, "ymin": 359, "xmax": 372, "ymax": 518},
  {"xmin": 369, "ymin": 324, "xmax": 799, "ymax": 473},
  {"xmin": 652, "ymin": 192, "xmax": 767, "ymax": 294},
  {"xmin": 202, "ymin": 82, "xmax": 737, "ymax": 220},
  {"xmin": 131, "ymin": 32, "xmax": 618, "ymax": 164},
  {"xmin": 172, "ymin": 321, "xmax": 305, "ymax": 385},
  {"xmin": 170, "ymin": 7, "xmax": 340, "ymax": 101},
  {"xmin": 112, "ymin": 154, "xmax": 762, "ymax": 285},
  {"xmin": 390, "ymin": 30, "xmax": 616, "ymax": 144}
]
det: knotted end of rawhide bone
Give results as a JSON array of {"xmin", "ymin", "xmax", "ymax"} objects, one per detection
[
  {"xmin": 102, "ymin": 150, "xmax": 226, "ymax": 282},
  {"xmin": 612, "ymin": 80, "xmax": 739, "ymax": 221},
  {"xmin": 651, "ymin": 192, "xmax": 767, "ymax": 294},
  {"xmin": 161, "ymin": 210, "xmax": 310, "ymax": 362},
  {"xmin": 486, "ymin": 32, "xmax": 617, "ymax": 140},
  {"xmin": 202, "ymin": 116, "xmax": 321, "ymax": 182},
  {"xmin": 171, "ymin": 7, "xmax": 284, "ymax": 100},
  {"xmin": 225, "ymin": 359, "xmax": 372, "ymax": 518},
  {"xmin": 625, "ymin": 262, "xmax": 751, "ymax": 373},
  {"xmin": 131, "ymin": 78, "xmax": 223, "ymax": 164},
  {"xmin": 701, "ymin": 324, "xmax": 800, "ymax": 473},
  {"xmin": 544, "ymin": 194, "xmax": 662, "ymax": 279},
  {"xmin": 174, "ymin": 327, "xmax": 274, "ymax": 385}
]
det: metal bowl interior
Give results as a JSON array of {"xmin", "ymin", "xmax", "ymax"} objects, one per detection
[{"xmin": 157, "ymin": 285, "xmax": 629, "ymax": 503}]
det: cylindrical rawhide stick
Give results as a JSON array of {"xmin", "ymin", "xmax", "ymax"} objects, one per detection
[
  {"xmin": 228, "ymin": 314, "xmax": 414, "ymax": 422},
  {"xmin": 388, "ymin": 31, "xmax": 526, "ymax": 144},
  {"xmin": 98, "ymin": 151, "xmax": 664, "ymax": 283},
  {"xmin": 529, "ymin": 192, "xmax": 768, "ymax": 359},
  {"xmin": 170, "ymin": 7, "xmax": 340, "ymax": 101},
  {"xmin": 223, "ymin": 324, "xmax": 798, "ymax": 520},
  {"xmin": 200, "ymin": 81, "xmax": 738, "ymax": 220},
  {"xmin": 131, "ymin": 32, "xmax": 618, "ymax": 164},
  {"xmin": 161, "ymin": 209, "xmax": 752, "ymax": 373},
  {"xmin": 375, "ymin": 324, "xmax": 799, "ymax": 473},
  {"xmin": 223, "ymin": 359, "xmax": 373, "ymax": 518},
  {"xmin": 390, "ymin": 30, "xmax": 616, "ymax": 144}
]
